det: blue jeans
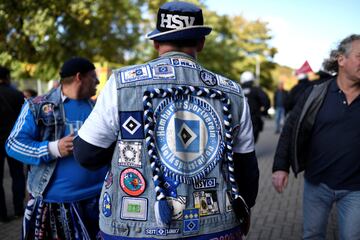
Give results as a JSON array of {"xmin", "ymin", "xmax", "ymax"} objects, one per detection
[
  {"xmin": 274, "ymin": 107, "xmax": 285, "ymax": 133},
  {"xmin": 303, "ymin": 179, "xmax": 360, "ymax": 240}
]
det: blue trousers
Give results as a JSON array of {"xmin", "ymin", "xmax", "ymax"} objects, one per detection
[{"xmin": 303, "ymin": 179, "xmax": 360, "ymax": 240}]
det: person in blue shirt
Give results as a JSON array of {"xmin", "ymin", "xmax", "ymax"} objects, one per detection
[{"xmin": 6, "ymin": 57, "xmax": 107, "ymax": 239}]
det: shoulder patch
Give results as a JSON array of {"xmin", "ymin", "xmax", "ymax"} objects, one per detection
[
  {"xmin": 199, "ymin": 70, "xmax": 217, "ymax": 86},
  {"xmin": 152, "ymin": 64, "xmax": 176, "ymax": 80},
  {"xmin": 120, "ymin": 65, "xmax": 152, "ymax": 83},
  {"xmin": 170, "ymin": 57, "xmax": 201, "ymax": 70},
  {"xmin": 217, "ymin": 75, "xmax": 240, "ymax": 93}
]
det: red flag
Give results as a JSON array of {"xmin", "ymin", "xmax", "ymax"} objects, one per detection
[{"xmin": 295, "ymin": 61, "xmax": 313, "ymax": 75}]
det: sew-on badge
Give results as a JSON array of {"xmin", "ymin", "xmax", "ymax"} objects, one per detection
[
  {"xmin": 102, "ymin": 192, "xmax": 112, "ymax": 217},
  {"xmin": 120, "ymin": 168, "xmax": 146, "ymax": 196},
  {"xmin": 225, "ymin": 191, "xmax": 233, "ymax": 212},
  {"xmin": 167, "ymin": 196, "xmax": 186, "ymax": 220},
  {"xmin": 41, "ymin": 103, "xmax": 54, "ymax": 114},
  {"xmin": 145, "ymin": 228, "xmax": 180, "ymax": 236},
  {"xmin": 120, "ymin": 196, "xmax": 148, "ymax": 221},
  {"xmin": 120, "ymin": 111, "xmax": 144, "ymax": 139},
  {"xmin": 163, "ymin": 176, "xmax": 180, "ymax": 198},
  {"xmin": 118, "ymin": 141, "xmax": 142, "ymax": 168},
  {"xmin": 217, "ymin": 75, "xmax": 240, "ymax": 93},
  {"xmin": 120, "ymin": 65, "xmax": 152, "ymax": 83},
  {"xmin": 199, "ymin": 70, "xmax": 217, "ymax": 86},
  {"xmin": 152, "ymin": 64, "xmax": 176, "ymax": 80},
  {"xmin": 183, "ymin": 208, "xmax": 200, "ymax": 235},
  {"xmin": 193, "ymin": 190, "xmax": 219, "ymax": 216},
  {"xmin": 154, "ymin": 95, "xmax": 223, "ymax": 184},
  {"xmin": 170, "ymin": 57, "xmax": 200, "ymax": 70},
  {"xmin": 193, "ymin": 178, "xmax": 217, "ymax": 190},
  {"xmin": 104, "ymin": 171, "xmax": 113, "ymax": 189}
]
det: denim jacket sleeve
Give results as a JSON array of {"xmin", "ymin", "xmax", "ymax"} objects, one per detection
[{"xmin": 6, "ymin": 102, "xmax": 53, "ymax": 165}]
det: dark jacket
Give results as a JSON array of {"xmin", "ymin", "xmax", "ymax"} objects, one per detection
[
  {"xmin": 272, "ymin": 79, "xmax": 333, "ymax": 176},
  {"xmin": 284, "ymin": 79, "xmax": 312, "ymax": 114}
]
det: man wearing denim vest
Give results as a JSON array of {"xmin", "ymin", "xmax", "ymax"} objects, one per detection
[
  {"xmin": 74, "ymin": 2, "xmax": 259, "ymax": 239},
  {"xmin": 6, "ymin": 57, "xmax": 107, "ymax": 239}
]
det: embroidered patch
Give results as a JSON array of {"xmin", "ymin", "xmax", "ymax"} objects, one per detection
[
  {"xmin": 193, "ymin": 190, "xmax": 219, "ymax": 216},
  {"xmin": 183, "ymin": 208, "xmax": 200, "ymax": 235},
  {"xmin": 199, "ymin": 70, "xmax": 217, "ymax": 86},
  {"xmin": 225, "ymin": 191, "xmax": 233, "ymax": 212},
  {"xmin": 167, "ymin": 196, "xmax": 187, "ymax": 220},
  {"xmin": 154, "ymin": 95, "xmax": 223, "ymax": 183},
  {"xmin": 118, "ymin": 141, "xmax": 142, "ymax": 168},
  {"xmin": 145, "ymin": 228, "xmax": 180, "ymax": 236},
  {"xmin": 152, "ymin": 64, "xmax": 176, "ymax": 80},
  {"xmin": 120, "ymin": 65, "xmax": 152, "ymax": 83},
  {"xmin": 41, "ymin": 103, "xmax": 55, "ymax": 114},
  {"xmin": 120, "ymin": 111, "xmax": 144, "ymax": 139},
  {"xmin": 170, "ymin": 57, "xmax": 200, "ymax": 70},
  {"xmin": 120, "ymin": 196, "xmax": 148, "ymax": 221},
  {"xmin": 217, "ymin": 76, "xmax": 240, "ymax": 93},
  {"xmin": 102, "ymin": 192, "xmax": 112, "ymax": 217},
  {"xmin": 104, "ymin": 171, "xmax": 113, "ymax": 189},
  {"xmin": 163, "ymin": 176, "xmax": 180, "ymax": 198},
  {"xmin": 193, "ymin": 177, "xmax": 217, "ymax": 190},
  {"xmin": 120, "ymin": 168, "xmax": 146, "ymax": 196}
]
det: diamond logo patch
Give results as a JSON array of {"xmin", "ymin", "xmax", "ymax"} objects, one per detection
[{"xmin": 120, "ymin": 111, "xmax": 144, "ymax": 139}]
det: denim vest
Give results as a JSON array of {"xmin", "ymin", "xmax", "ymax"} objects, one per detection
[
  {"xmin": 99, "ymin": 52, "xmax": 245, "ymax": 238},
  {"xmin": 27, "ymin": 87, "xmax": 94, "ymax": 197}
]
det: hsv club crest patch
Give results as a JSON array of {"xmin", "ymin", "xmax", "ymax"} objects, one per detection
[
  {"xmin": 120, "ymin": 65, "xmax": 152, "ymax": 83},
  {"xmin": 182, "ymin": 208, "xmax": 200, "ymax": 235},
  {"xmin": 152, "ymin": 64, "xmax": 176, "ymax": 80},
  {"xmin": 118, "ymin": 141, "xmax": 142, "ymax": 168},
  {"xmin": 199, "ymin": 70, "xmax": 217, "ymax": 86},
  {"xmin": 120, "ymin": 111, "xmax": 144, "ymax": 139},
  {"xmin": 154, "ymin": 95, "xmax": 223, "ymax": 184},
  {"xmin": 119, "ymin": 168, "xmax": 146, "ymax": 196},
  {"xmin": 217, "ymin": 75, "xmax": 240, "ymax": 93}
]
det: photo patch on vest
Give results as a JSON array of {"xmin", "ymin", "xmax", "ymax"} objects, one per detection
[
  {"xmin": 118, "ymin": 141, "xmax": 142, "ymax": 168},
  {"xmin": 193, "ymin": 190, "xmax": 219, "ymax": 216},
  {"xmin": 217, "ymin": 75, "xmax": 240, "ymax": 93},
  {"xmin": 182, "ymin": 208, "xmax": 200, "ymax": 235},
  {"xmin": 41, "ymin": 103, "xmax": 55, "ymax": 115},
  {"xmin": 104, "ymin": 171, "xmax": 113, "ymax": 189},
  {"xmin": 225, "ymin": 191, "xmax": 233, "ymax": 212},
  {"xmin": 102, "ymin": 192, "xmax": 112, "ymax": 217},
  {"xmin": 119, "ymin": 168, "xmax": 146, "ymax": 196},
  {"xmin": 170, "ymin": 57, "xmax": 200, "ymax": 70},
  {"xmin": 145, "ymin": 228, "xmax": 180, "ymax": 236},
  {"xmin": 120, "ymin": 196, "xmax": 148, "ymax": 221},
  {"xmin": 167, "ymin": 196, "xmax": 186, "ymax": 220},
  {"xmin": 152, "ymin": 64, "xmax": 176, "ymax": 80},
  {"xmin": 193, "ymin": 177, "xmax": 217, "ymax": 190},
  {"xmin": 120, "ymin": 111, "xmax": 144, "ymax": 139},
  {"xmin": 154, "ymin": 95, "xmax": 223, "ymax": 183},
  {"xmin": 120, "ymin": 64, "xmax": 152, "ymax": 83},
  {"xmin": 199, "ymin": 70, "xmax": 217, "ymax": 86}
]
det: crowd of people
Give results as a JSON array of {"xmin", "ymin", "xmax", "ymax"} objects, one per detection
[{"xmin": 0, "ymin": 1, "xmax": 359, "ymax": 240}]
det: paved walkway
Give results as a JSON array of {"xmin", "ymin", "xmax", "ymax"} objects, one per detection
[{"xmin": 0, "ymin": 119, "xmax": 339, "ymax": 239}]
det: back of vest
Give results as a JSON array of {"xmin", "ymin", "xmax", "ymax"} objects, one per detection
[{"xmin": 99, "ymin": 52, "xmax": 245, "ymax": 239}]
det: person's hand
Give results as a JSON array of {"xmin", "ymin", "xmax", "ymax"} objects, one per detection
[
  {"xmin": 272, "ymin": 170, "xmax": 289, "ymax": 193},
  {"xmin": 58, "ymin": 134, "xmax": 74, "ymax": 157}
]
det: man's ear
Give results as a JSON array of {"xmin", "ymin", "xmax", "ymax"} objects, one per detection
[
  {"xmin": 74, "ymin": 72, "xmax": 82, "ymax": 83},
  {"xmin": 153, "ymin": 41, "xmax": 160, "ymax": 51},
  {"xmin": 338, "ymin": 54, "xmax": 345, "ymax": 67},
  {"xmin": 196, "ymin": 37, "xmax": 206, "ymax": 52}
]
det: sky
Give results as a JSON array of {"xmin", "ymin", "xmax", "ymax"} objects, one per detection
[{"xmin": 205, "ymin": 0, "xmax": 359, "ymax": 72}]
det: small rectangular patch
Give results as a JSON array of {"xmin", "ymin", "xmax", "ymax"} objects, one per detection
[
  {"xmin": 193, "ymin": 178, "xmax": 217, "ymax": 190},
  {"xmin": 182, "ymin": 208, "xmax": 200, "ymax": 235},
  {"xmin": 120, "ymin": 65, "xmax": 152, "ymax": 83},
  {"xmin": 120, "ymin": 197, "xmax": 148, "ymax": 221},
  {"xmin": 170, "ymin": 57, "xmax": 200, "ymax": 70},
  {"xmin": 193, "ymin": 190, "xmax": 219, "ymax": 216},
  {"xmin": 152, "ymin": 64, "xmax": 176, "ymax": 80},
  {"xmin": 118, "ymin": 141, "xmax": 142, "ymax": 168},
  {"xmin": 120, "ymin": 111, "xmax": 144, "ymax": 139},
  {"xmin": 145, "ymin": 228, "xmax": 180, "ymax": 236},
  {"xmin": 225, "ymin": 191, "xmax": 233, "ymax": 212},
  {"xmin": 217, "ymin": 75, "xmax": 240, "ymax": 92}
]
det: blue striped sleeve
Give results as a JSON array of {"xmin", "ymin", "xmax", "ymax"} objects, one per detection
[{"xmin": 5, "ymin": 102, "xmax": 53, "ymax": 165}]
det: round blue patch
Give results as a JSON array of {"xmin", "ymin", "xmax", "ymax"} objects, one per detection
[
  {"xmin": 199, "ymin": 70, "xmax": 217, "ymax": 86},
  {"xmin": 154, "ymin": 95, "xmax": 223, "ymax": 183},
  {"xmin": 102, "ymin": 192, "xmax": 112, "ymax": 217}
]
